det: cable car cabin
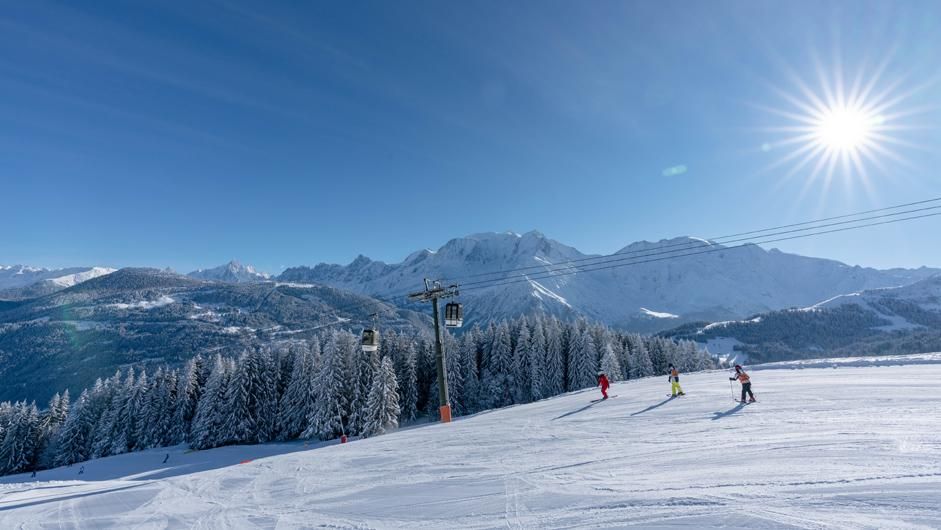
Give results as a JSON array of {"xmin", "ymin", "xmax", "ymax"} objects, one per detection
[
  {"xmin": 444, "ymin": 302, "xmax": 463, "ymax": 328},
  {"xmin": 361, "ymin": 329, "xmax": 379, "ymax": 352}
]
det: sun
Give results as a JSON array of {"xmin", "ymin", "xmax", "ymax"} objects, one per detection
[
  {"xmin": 755, "ymin": 52, "xmax": 926, "ymax": 198},
  {"xmin": 814, "ymin": 105, "xmax": 878, "ymax": 152}
]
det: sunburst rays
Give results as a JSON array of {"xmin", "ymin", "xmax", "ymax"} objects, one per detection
[{"xmin": 755, "ymin": 50, "xmax": 932, "ymax": 202}]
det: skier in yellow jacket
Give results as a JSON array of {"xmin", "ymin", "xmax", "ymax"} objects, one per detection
[{"xmin": 668, "ymin": 363, "xmax": 685, "ymax": 397}]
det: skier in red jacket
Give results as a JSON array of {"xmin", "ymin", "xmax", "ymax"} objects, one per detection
[{"xmin": 597, "ymin": 371, "xmax": 610, "ymax": 400}]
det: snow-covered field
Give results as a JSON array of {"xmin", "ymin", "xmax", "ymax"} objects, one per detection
[{"xmin": 3, "ymin": 361, "xmax": 940, "ymax": 529}]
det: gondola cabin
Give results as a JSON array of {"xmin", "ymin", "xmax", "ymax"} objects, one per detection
[
  {"xmin": 361, "ymin": 329, "xmax": 379, "ymax": 352},
  {"xmin": 444, "ymin": 302, "xmax": 463, "ymax": 328}
]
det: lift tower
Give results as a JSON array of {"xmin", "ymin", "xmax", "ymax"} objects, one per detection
[{"xmin": 408, "ymin": 279, "xmax": 460, "ymax": 423}]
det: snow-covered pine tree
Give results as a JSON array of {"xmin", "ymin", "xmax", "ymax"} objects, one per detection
[
  {"xmin": 300, "ymin": 339, "xmax": 324, "ymax": 436},
  {"xmin": 362, "ymin": 356, "xmax": 401, "ymax": 437},
  {"xmin": 512, "ymin": 319, "xmax": 532, "ymax": 404},
  {"xmin": 0, "ymin": 402, "xmax": 40, "ymax": 475},
  {"xmin": 617, "ymin": 337, "xmax": 633, "ymax": 380},
  {"xmin": 136, "ymin": 368, "xmax": 165, "ymax": 449},
  {"xmin": 629, "ymin": 335, "xmax": 654, "ymax": 379},
  {"xmin": 54, "ymin": 390, "xmax": 91, "ymax": 467},
  {"xmin": 459, "ymin": 330, "xmax": 480, "ymax": 414},
  {"xmin": 0, "ymin": 402, "xmax": 11, "ymax": 443},
  {"xmin": 91, "ymin": 369, "xmax": 130, "ymax": 458},
  {"xmin": 443, "ymin": 332, "xmax": 465, "ymax": 416},
  {"xmin": 348, "ymin": 341, "xmax": 379, "ymax": 437},
  {"xmin": 544, "ymin": 317, "xmax": 566, "ymax": 395},
  {"xmin": 303, "ymin": 331, "xmax": 348, "ymax": 440},
  {"xmin": 414, "ymin": 335, "xmax": 437, "ymax": 415},
  {"xmin": 257, "ymin": 347, "xmax": 281, "ymax": 443},
  {"xmin": 483, "ymin": 320, "xmax": 514, "ymax": 408},
  {"xmin": 37, "ymin": 391, "xmax": 69, "ymax": 468},
  {"xmin": 394, "ymin": 340, "xmax": 419, "ymax": 423},
  {"xmin": 277, "ymin": 343, "xmax": 312, "ymax": 440},
  {"xmin": 110, "ymin": 369, "xmax": 148, "ymax": 455},
  {"xmin": 529, "ymin": 318, "xmax": 548, "ymax": 401},
  {"xmin": 600, "ymin": 343, "xmax": 623, "ymax": 381},
  {"xmin": 190, "ymin": 355, "xmax": 232, "ymax": 450},
  {"xmin": 223, "ymin": 350, "xmax": 265, "ymax": 445},
  {"xmin": 568, "ymin": 327, "xmax": 599, "ymax": 390},
  {"xmin": 176, "ymin": 354, "xmax": 206, "ymax": 440},
  {"xmin": 647, "ymin": 337, "xmax": 668, "ymax": 374},
  {"xmin": 143, "ymin": 368, "xmax": 179, "ymax": 449},
  {"xmin": 337, "ymin": 331, "xmax": 361, "ymax": 425}
]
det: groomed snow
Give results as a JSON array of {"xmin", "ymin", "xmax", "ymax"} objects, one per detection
[{"xmin": 2, "ymin": 361, "xmax": 940, "ymax": 528}]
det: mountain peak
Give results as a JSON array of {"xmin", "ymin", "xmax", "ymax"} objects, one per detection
[{"xmin": 188, "ymin": 261, "xmax": 270, "ymax": 283}]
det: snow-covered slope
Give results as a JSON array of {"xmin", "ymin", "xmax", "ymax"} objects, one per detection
[
  {"xmin": 808, "ymin": 274, "xmax": 941, "ymax": 329},
  {"xmin": 279, "ymin": 231, "xmax": 939, "ymax": 331},
  {"xmin": 666, "ymin": 275, "xmax": 941, "ymax": 363},
  {"xmin": 187, "ymin": 260, "xmax": 270, "ymax": 283},
  {"xmin": 45, "ymin": 267, "xmax": 117, "ymax": 287},
  {"xmin": 3, "ymin": 359, "xmax": 940, "ymax": 528},
  {"xmin": 0, "ymin": 265, "xmax": 115, "ymax": 291},
  {"xmin": 0, "ymin": 265, "xmax": 115, "ymax": 298}
]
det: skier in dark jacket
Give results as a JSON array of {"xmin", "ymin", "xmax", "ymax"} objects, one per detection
[
  {"xmin": 730, "ymin": 365, "xmax": 756, "ymax": 403},
  {"xmin": 597, "ymin": 371, "xmax": 610, "ymax": 400}
]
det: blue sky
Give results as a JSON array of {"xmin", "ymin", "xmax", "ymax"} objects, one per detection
[{"xmin": 2, "ymin": 0, "xmax": 940, "ymax": 273}]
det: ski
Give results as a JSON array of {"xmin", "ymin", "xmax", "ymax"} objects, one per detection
[{"xmin": 590, "ymin": 395, "xmax": 617, "ymax": 403}]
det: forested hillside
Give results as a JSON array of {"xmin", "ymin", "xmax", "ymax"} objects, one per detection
[{"xmin": 0, "ymin": 315, "xmax": 713, "ymax": 476}]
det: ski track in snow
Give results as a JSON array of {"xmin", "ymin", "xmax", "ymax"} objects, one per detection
[{"xmin": 2, "ymin": 364, "xmax": 941, "ymax": 528}]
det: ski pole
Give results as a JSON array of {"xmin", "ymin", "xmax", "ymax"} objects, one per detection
[{"xmin": 729, "ymin": 378, "xmax": 735, "ymax": 402}]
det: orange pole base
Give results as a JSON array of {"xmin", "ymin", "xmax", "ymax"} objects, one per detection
[{"xmin": 439, "ymin": 404, "xmax": 452, "ymax": 423}]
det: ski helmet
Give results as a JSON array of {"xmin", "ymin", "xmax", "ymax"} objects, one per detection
[
  {"xmin": 734, "ymin": 364, "xmax": 742, "ymax": 371},
  {"xmin": 597, "ymin": 371, "xmax": 604, "ymax": 376}
]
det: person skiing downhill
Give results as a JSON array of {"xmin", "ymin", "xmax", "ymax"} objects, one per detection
[
  {"xmin": 730, "ymin": 365, "xmax": 756, "ymax": 403},
  {"xmin": 668, "ymin": 363, "xmax": 685, "ymax": 397},
  {"xmin": 597, "ymin": 371, "xmax": 610, "ymax": 400}
]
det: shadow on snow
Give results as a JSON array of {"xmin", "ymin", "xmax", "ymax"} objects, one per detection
[
  {"xmin": 711, "ymin": 403, "xmax": 747, "ymax": 421},
  {"xmin": 629, "ymin": 396, "xmax": 675, "ymax": 416},
  {"xmin": 551, "ymin": 401, "xmax": 602, "ymax": 421}
]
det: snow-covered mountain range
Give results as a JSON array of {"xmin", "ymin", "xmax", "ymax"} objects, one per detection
[
  {"xmin": 187, "ymin": 260, "xmax": 270, "ymax": 283},
  {"xmin": 3, "ymin": 231, "xmax": 939, "ymax": 403},
  {"xmin": 7, "ymin": 232, "xmax": 936, "ymax": 334},
  {"xmin": 279, "ymin": 231, "xmax": 939, "ymax": 332},
  {"xmin": 0, "ymin": 265, "xmax": 116, "ymax": 299}
]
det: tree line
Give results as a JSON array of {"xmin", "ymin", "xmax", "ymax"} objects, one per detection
[{"xmin": 0, "ymin": 315, "xmax": 714, "ymax": 477}]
